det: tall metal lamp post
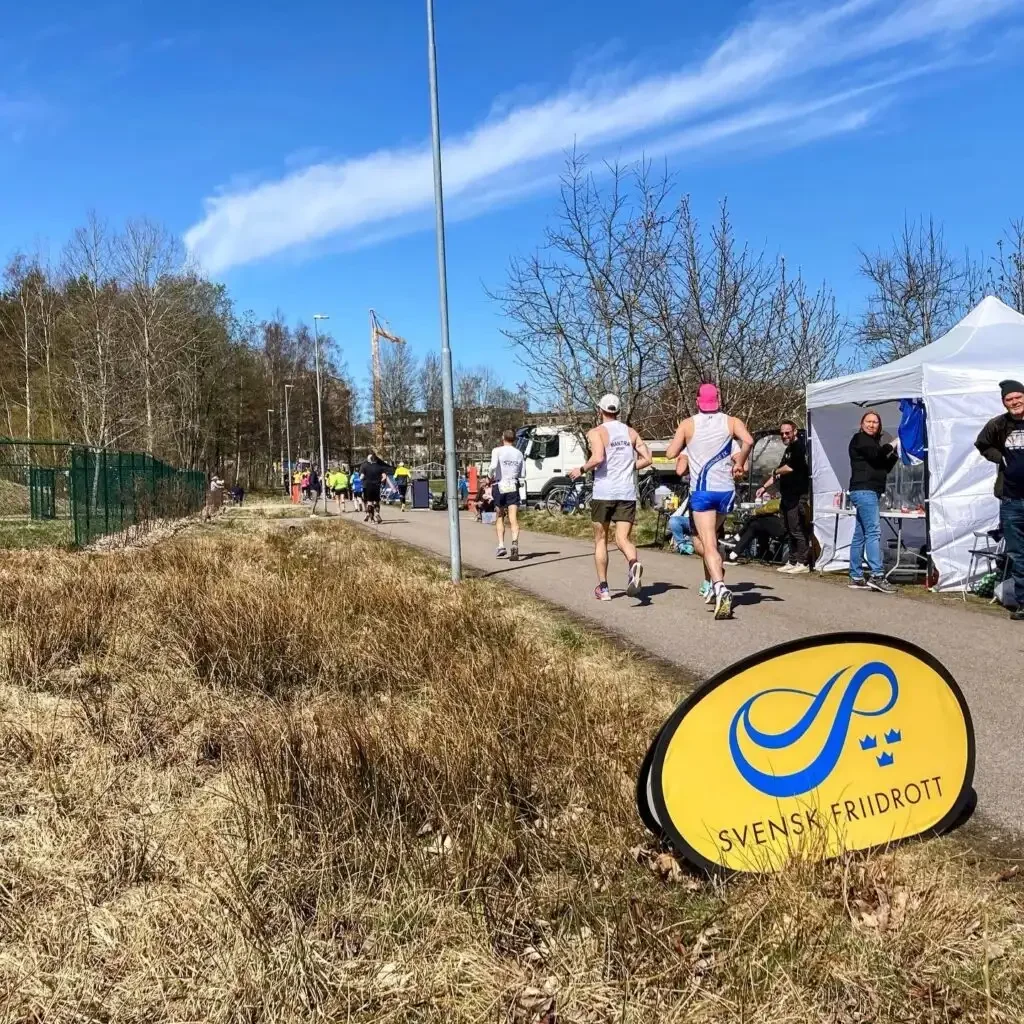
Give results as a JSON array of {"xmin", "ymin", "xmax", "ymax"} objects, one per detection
[
  {"xmin": 284, "ymin": 383, "xmax": 294, "ymax": 496},
  {"xmin": 312, "ymin": 314, "xmax": 329, "ymax": 515},
  {"xmin": 425, "ymin": 0, "xmax": 463, "ymax": 582}
]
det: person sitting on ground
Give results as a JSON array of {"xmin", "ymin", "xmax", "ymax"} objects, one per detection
[
  {"xmin": 666, "ymin": 453, "xmax": 693, "ymax": 554},
  {"xmin": 727, "ymin": 498, "xmax": 785, "ymax": 563},
  {"xmin": 476, "ymin": 476, "xmax": 496, "ymax": 519}
]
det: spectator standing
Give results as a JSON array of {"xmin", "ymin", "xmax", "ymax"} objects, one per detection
[
  {"xmin": 759, "ymin": 420, "xmax": 812, "ymax": 574},
  {"xmin": 975, "ymin": 379, "xmax": 1024, "ymax": 620},
  {"xmin": 847, "ymin": 411, "xmax": 899, "ymax": 594},
  {"xmin": 308, "ymin": 468, "xmax": 322, "ymax": 512}
]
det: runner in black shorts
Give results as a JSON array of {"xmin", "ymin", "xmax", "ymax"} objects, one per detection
[
  {"xmin": 590, "ymin": 499, "xmax": 636, "ymax": 525},
  {"xmin": 358, "ymin": 453, "xmax": 392, "ymax": 525},
  {"xmin": 489, "ymin": 429, "xmax": 526, "ymax": 560}
]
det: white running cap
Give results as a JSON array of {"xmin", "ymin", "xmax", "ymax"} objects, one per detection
[{"xmin": 599, "ymin": 393, "xmax": 620, "ymax": 413}]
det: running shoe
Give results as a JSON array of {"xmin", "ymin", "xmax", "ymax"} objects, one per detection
[
  {"xmin": 848, "ymin": 578, "xmax": 869, "ymax": 590},
  {"xmin": 867, "ymin": 576, "xmax": 895, "ymax": 594},
  {"xmin": 594, "ymin": 583, "xmax": 611, "ymax": 601},
  {"xmin": 626, "ymin": 561, "xmax": 643, "ymax": 597},
  {"xmin": 509, "ymin": 541, "xmax": 519, "ymax": 562},
  {"xmin": 777, "ymin": 563, "xmax": 798, "ymax": 573},
  {"xmin": 496, "ymin": 546, "xmax": 508, "ymax": 558},
  {"xmin": 698, "ymin": 580, "xmax": 714, "ymax": 603},
  {"xmin": 786, "ymin": 564, "xmax": 811, "ymax": 575},
  {"xmin": 713, "ymin": 585, "xmax": 733, "ymax": 620}
]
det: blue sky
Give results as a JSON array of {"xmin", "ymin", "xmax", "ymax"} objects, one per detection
[{"xmin": 3, "ymin": 0, "xmax": 1024, "ymax": 397}]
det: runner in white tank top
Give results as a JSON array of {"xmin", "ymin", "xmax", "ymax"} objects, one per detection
[
  {"xmin": 666, "ymin": 384, "xmax": 754, "ymax": 620},
  {"xmin": 687, "ymin": 412, "xmax": 737, "ymax": 500},
  {"xmin": 569, "ymin": 394, "xmax": 652, "ymax": 601},
  {"xmin": 592, "ymin": 421, "xmax": 637, "ymax": 501}
]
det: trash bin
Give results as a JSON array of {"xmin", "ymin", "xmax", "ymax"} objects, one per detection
[{"xmin": 412, "ymin": 478, "xmax": 430, "ymax": 510}]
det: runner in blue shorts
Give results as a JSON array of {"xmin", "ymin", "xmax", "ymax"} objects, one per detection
[{"xmin": 666, "ymin": 383, "xmax": 753, "ymax": 619}]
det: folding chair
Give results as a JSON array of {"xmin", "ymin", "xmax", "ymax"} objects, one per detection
[{"xmin": 964, "ymin": 528, "xmax": 1009, "ymax": 601}]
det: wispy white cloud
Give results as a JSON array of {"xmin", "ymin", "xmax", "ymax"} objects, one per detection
[{"xmin": 184, "ymin": 0, "xmax": 1024, "ymax": 273}]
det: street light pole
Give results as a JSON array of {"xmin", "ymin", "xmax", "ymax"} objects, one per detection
[
  {"xmin": 425, "ymin": 0, "xmax": 462, "ymax": 582},
  {"xmin": 284, "ymin": 383, "xmax": 294, "ymax": 497},
  {"xmin": 312, "ymin": 314, "xmax": 329, "ymax": 515}
]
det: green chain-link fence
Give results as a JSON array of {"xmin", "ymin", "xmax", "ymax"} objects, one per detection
[{"xmin": 0, "ymin": 439, "xmax": 206, "ymax": 550}]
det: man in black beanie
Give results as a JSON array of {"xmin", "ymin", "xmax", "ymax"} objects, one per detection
[{"xmin": 975, "ymin": 379, "xmax": 1024, "ymax": 619}]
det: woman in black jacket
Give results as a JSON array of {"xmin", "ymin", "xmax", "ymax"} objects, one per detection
[{"xmin": 847, "ymin": 410, "xmax": 899, "ymax": 593}]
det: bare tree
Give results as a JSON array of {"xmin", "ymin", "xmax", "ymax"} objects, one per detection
[
  {"xmin": 857, "ymin": 217, "xmax": 979, "ymax": 365},
  {"xmin": 494, "ymin": 154, "xmax": 671, "ymax": 438},
  {"xmin": 993, "ymin": 219, "xmax": 1024, "ymax": 313},
  {"xmin": 376, "ymin": 341, "xmax": 418, "ymax": 461},
  {"xmin": 0, "ymin": 254, "xmax": 36, "ymax": 439},
  {"xmin": 114, "ymin": 218, "xmax": 184, "ymax": 453},
  {"xmin": 59, "ymin": 214, "xmax": 125, "ymax": 449},
  {"xmin": 496, "ymin": 156, "xmax": 845, "ymax": 436}
]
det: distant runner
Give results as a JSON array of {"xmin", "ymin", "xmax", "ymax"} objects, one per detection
[
  {"xmin": 359, "ymin": 454, "xmax": 392, "ymax": 525},
  {"xmin": 394, "ymin": 462, "xmax": 412, "ymax": 511},
  {"xmin": 569, "ymin": 394, "xmax": 652, "ymax": 600},
  {"xmin": 666, "ymin": 383, "xmax": 753, "ymax": 620},
  {"xmin": 333, "ymin": 466, "xmax": 350, "ymax": 514},
  {"xmin": 489, "ymin": 429, "xmax": 526, "ymax": 560},
  {"xmin": 351, "ymin": 469, "xmax": 363, "ymax": 512}
]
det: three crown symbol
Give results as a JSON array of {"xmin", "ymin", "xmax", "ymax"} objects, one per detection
[
  {"xmin": 859, "ymin": 735, "xmax": 878, "ymax": 750},
  {"xmin": 876, "ymin": 751, "xmax": 894, "ymax": 767},
  {"xmin": 885, "ymin": 728, "xmax": 902, "ymax": 744}
]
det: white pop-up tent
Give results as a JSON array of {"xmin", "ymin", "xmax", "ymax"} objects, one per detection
[{"xmin": 807, "ymin": 296, "xmax": 1024, "ymax": 591}]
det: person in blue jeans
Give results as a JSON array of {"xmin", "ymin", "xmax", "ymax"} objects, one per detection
[
  {"xmin": 975, "ymin": 379, "xmax": 1024, "ymax": 620},
  {"xmin": 847, "ymin": 410, "xmax": 899, "ymax": 594}
]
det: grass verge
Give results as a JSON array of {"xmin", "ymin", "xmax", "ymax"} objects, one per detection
[
  {"xmin": 518, "ymin": 506, "xmax": 664, "ymax": 547},
  {"xmin": 0, "ymin": 521, "xmax": 1021, "ymax": 1021}
]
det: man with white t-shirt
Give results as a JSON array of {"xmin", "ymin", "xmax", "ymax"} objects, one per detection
[
  {"xmin": 569, "ymin": 394, "xmax": 652, "ymax": 601},
  {"xmin": 489, "ymin": 429, "xmax": 526, "ymax": 561}
]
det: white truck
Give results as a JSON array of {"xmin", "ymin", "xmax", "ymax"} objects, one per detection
[{"xmin": 513, "ymin": 424, "xmax": 677, "ymax": 505}]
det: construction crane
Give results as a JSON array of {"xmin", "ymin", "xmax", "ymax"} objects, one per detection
[{"xmin": 369, "ymin": 309, "xmax": 406, "ymax": 454}]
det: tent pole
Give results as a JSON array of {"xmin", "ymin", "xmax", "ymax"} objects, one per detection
[{"xmin": 923, "ymin": 412, "xmax": 933, "ymax": 588}]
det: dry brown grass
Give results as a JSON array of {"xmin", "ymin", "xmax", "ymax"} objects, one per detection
[{"xmin": 0, "ymin": 520, "xmax": 1022, "ymax": 1022}]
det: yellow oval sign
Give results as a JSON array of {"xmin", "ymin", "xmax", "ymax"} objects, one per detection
[{"xmin": 645, "ymin": 633, "xmax": 975, "ymax": 873}]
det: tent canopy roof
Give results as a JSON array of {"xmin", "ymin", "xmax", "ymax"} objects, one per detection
[{"xmin": 807, "ymin": 296, "xmax": 1024, "ymax": 409}]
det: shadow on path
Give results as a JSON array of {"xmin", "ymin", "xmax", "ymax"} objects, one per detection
[
  {"xmin": 482, "ymin": 552, "xmax": 588, "ymax": 577},
  {"xmin": 628, "ymin": 581, "xmax": 688, "ymax": 606},
  {"xmin": 730, "ymin": 581, "xmax": 784, "ymax": 607}
]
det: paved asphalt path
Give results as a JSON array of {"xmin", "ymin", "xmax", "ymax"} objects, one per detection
[{"xmin": 352, "ymin": 509, "xmax": 1024, "ymax": 840}]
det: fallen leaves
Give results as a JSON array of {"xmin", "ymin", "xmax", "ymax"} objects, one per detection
[
  {"xmin": 514, "ymin": 976, "xmax": 558, "ymax": 1021},
  {"xmin": 630, "ymin": 845, "xmax": 703, "ymax": 889}
]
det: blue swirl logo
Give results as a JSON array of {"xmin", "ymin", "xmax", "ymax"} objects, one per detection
[{"xmin": 729, "ymin": 662, "xmax": 899, "ymax": 798}]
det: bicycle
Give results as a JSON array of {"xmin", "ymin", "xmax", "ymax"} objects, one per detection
[{"xmin": 545, "ymin": 477, "xmax": 592, "ymax": 516}]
